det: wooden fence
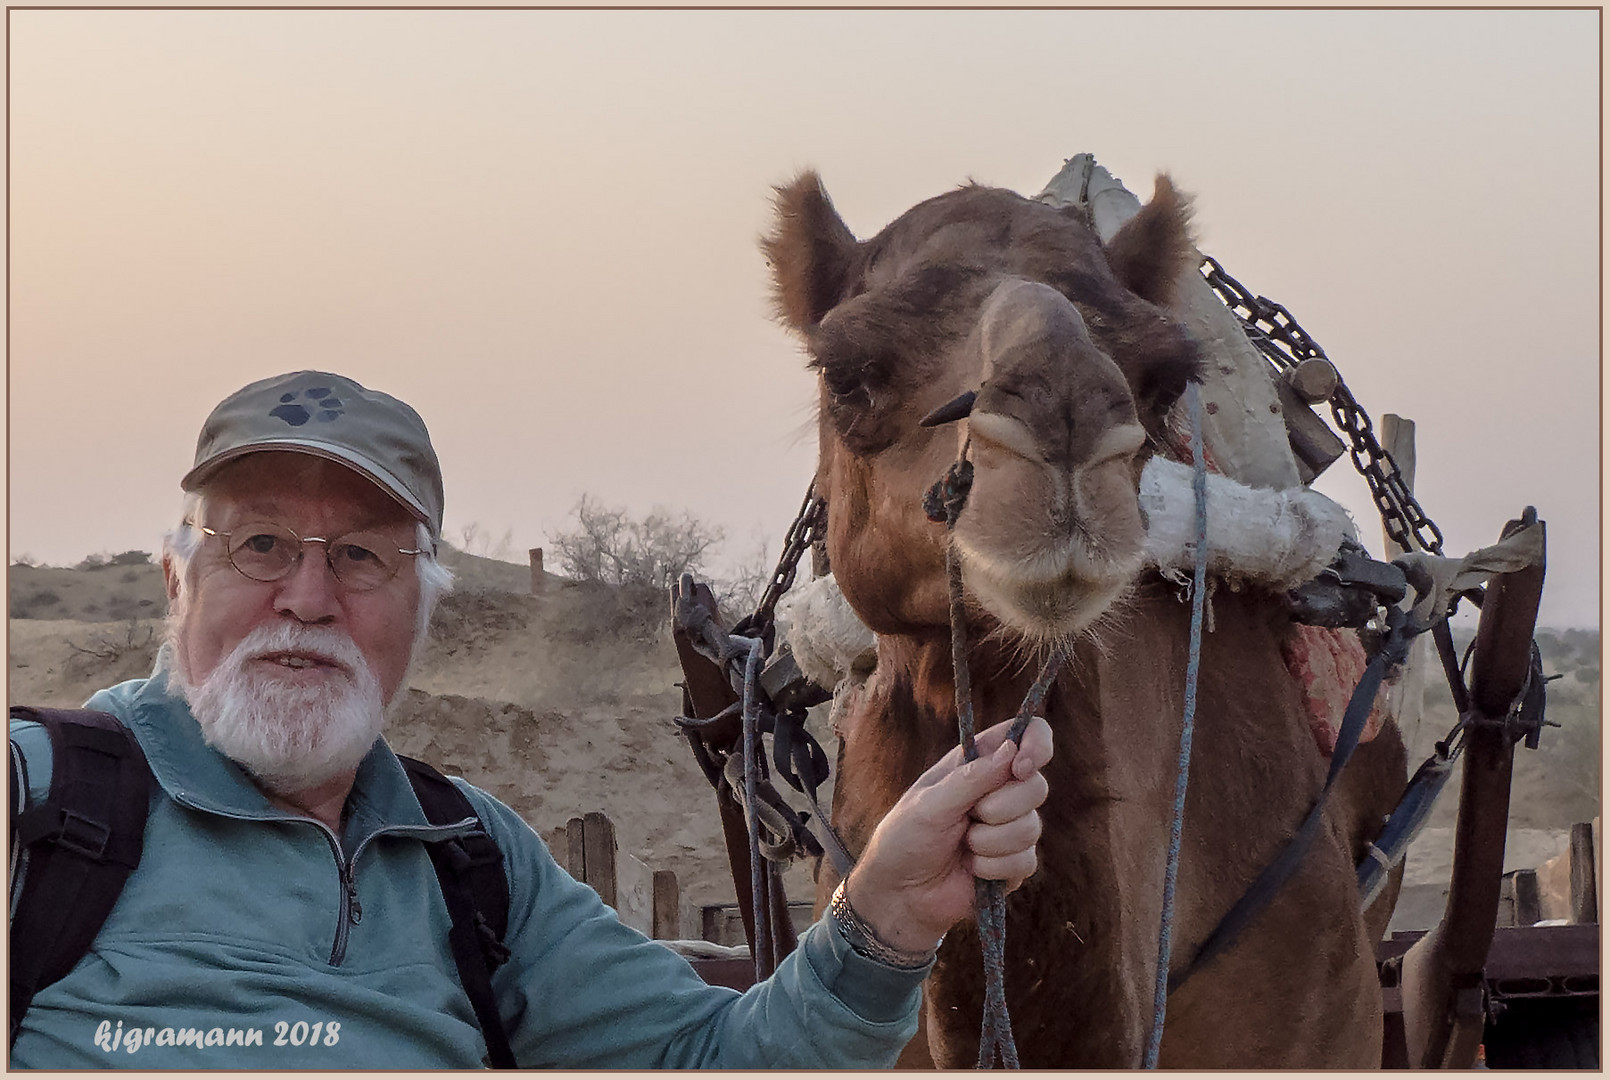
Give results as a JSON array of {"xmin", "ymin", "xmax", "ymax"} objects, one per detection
[
  {"xmin": 550, "ymin": 812, "xmax": 814, "ymax": 949},
  {"xmin": 1498, "ymin": 817, "xmax": 1601, "ymax": 928},
  {"xmin": 550, "ymin": 812, "xmax": 682, "ymax": 939}
]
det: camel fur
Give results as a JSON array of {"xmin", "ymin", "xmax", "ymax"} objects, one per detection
[{"xmin": 763, "ymin": 170, "xmax": 1406, "ymax": 1068}]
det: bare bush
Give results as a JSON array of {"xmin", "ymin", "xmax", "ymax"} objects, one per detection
[
  {"xmin": 66, "ymin": 619, "xmax": 159, "ymax": 681},
  {"xmin": 548, "ymin": 496, "xmax": 723, "ymax": 597},
  {"xmin": 457, "ymin": 522, "xmax": 516, "ymax": 561},
  {"xmin": 714, "ymin": 537, "xmax": 774, "ymax": 623}
]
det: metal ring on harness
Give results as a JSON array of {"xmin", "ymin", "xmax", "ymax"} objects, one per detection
[{"xmin": 722, "ymin": 751, "xmax": 800, "ymax": 863}]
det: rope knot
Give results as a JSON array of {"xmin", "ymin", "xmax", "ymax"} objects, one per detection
[{"xmin": 923, "ymin": 459, "xmax": 975, "ymax": 525}]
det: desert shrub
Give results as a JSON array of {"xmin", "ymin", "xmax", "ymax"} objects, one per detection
[
  {"xmin": 109, "ymin": 550, "xmax": 153, "ymax": 567},
  {"xmin": 456, "ymin": 522, "xmax": 515, "ymax": 561},
  {"xmin": 547, "ymin": 579, "xmax": 666, "ymax": 646},
  {"xmin": 66, "ymin": 619, "xmax": 159, "ymax": 682},
  {"xmin": 427, "ymin": 588, "xmax": 532, "ymax": 656},
  {"xmin": 9, "ymin": 589, "xmax": 61, "ymax": 618},
  {"xmin": 713, "ymin": 539, "xmax": 774, "ymax": 624},
  {"xmin": 11, "ymin": 553, "xmax": 38, "ymax": 568},
  {"xmin": 548, "ymin": 496, "xmax": 722, "ymax": 597},
  {"xmin": 105, "ymin": 594, "xmax": 151, "ymax": 621}
]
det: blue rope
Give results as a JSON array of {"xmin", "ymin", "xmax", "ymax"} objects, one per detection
[
  {"xmin": 1167, "ymin": 607, "xmax": 1410, "ymax": 994},
  {"xmin": 1142, "ymin": 382, "xmax": 1208, "ymax": 1068},
  {"xmin": 741, "ymin": 638, "xmax": 769, "ymax": 985}
]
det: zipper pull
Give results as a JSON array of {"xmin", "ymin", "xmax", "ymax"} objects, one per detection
[{"xmin": 345, "ymin": 866, "xmax": 363, "ymax": 925}]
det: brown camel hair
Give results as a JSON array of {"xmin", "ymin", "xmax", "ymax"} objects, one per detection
[{"xmin": 763, "ymin": 171, "xmax": 1406, "ymax": 1068}]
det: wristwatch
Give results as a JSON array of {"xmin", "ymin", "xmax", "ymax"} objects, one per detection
[{"xmin": 828, "ymin": 880, "xmax": 938, "ymax": 970}]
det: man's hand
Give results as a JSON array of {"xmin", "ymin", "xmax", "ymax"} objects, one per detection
[{"xmin": 842, "ymin": 714, "xmax": 1053, "ymax": 956}]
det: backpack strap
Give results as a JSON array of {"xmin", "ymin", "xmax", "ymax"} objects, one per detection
[
  {"xmin": 397, "ymin": 755, "xmax": 516, "ymax": 1070},
  {"xmin": 8, "ymin": 707, "xmax": 151, "ymax": 1046},
  {"xmin": 6, "ymin": 714, "xmax": 518, "ymax": 1066}
]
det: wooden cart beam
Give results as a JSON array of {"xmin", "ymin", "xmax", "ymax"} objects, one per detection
[{"xmin": 1393, "ymin": 511, "xmax": 1546, "ymax": 1068}]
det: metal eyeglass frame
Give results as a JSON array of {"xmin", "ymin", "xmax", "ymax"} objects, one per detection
[{"xmin": 189, "ymin": 521, "xmax": 426, "ymax": 592}]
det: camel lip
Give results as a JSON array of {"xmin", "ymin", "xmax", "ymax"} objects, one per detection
[
  {"xmin": 954, "ymin": 512, "xmax": 1144, "ymax": 587},
  {"xmin": 950, "ymin": 528, "xmax": 1144, "ymax": 637},
  {"xmin": 957, "ymin": 539, "xmax": 1141, "ymax": 598}
]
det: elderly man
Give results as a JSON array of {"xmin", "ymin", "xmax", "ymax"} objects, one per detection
[{"xmin": 8, "ymin": 371, "xmax": 1052, "ymax": 1068}]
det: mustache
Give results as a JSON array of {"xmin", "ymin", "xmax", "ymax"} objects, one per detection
[
  {"xmin": 175, "ymin": 620, "xmax": 385, "ymax": 795},
  {"xmin": 230, "ymin": 623, "xmax": 367, "ymax": 676}
]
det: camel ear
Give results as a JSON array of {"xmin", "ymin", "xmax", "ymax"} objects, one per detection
[
  {"xmin": 762, "ymin": 171, "xmax": 860, "ymax": 330},
  {"xmin": 1103, "ymin": 174, "xmax": 1196, "ymax": 307}
]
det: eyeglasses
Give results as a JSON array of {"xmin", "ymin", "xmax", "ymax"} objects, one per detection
[{"xmin": 191, "ymin": 521, "xmax": 426, "ymax": 593}]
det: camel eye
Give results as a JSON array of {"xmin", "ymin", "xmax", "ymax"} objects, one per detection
[{"xmin": 821, "ymin": 362, "xmax": 864, "ymax": 399}]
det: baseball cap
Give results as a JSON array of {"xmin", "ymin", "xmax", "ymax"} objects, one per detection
[{"xmin": 182, "ymin": 371, "xmax": 444, "ymax": 542}]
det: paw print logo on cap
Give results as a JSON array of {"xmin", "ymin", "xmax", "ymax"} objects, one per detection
[{"xmin": 269, "ymin": 387, "xmax": 345, "ymax": 427}]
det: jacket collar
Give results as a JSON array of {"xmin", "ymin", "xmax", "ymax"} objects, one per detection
[{"xmin": 87, "ymin": 655, "xmax": 447, "ymax": 841}]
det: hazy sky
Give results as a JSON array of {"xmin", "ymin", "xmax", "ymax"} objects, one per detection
[{"xmin": 8, "ymin": 8, "xmax": 1600, "ymax": 627}]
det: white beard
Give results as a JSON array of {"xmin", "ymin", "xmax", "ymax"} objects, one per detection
[{"xmin": 170, "ymin": 622, "xmax": 387, "ymax": 796}]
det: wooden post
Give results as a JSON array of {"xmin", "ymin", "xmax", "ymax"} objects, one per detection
[
  {"xmin": 1398, "ymin": 511, "xmax": 1545, "ymax": 1068},
  {"xmin": 1512, "ymin": 869, "xmax": 1542, "ymax": 928},
  {"xmin": 1378, "ymin": 413, "xmax": 1427, "ymax": 747},
  {"xmin": 652, "ymin": 870, "xmax": 681, "ymax": 940},
  {"xmin": 1379, "ymin": 415, "xmax": 1418, "ymax": 554},
  {"xmin": 564, "ymin": 816, "xmax": 587, "ymax": 880},
  {"xmin": 562, "ymin": 813, "xmax": 621, "ymax": 910},
  {"xmin": 529, "ymin": 547, "xmax": 545, "ymax": 594},
  {"xmin": 1569, "ymin": 820, "xmax": 1598, "ymax": 924},
  {"xmin": 582, "ymin": 811, "xmax": 617, "ymax": 910}
]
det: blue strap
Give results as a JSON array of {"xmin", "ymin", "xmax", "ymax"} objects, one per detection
[{"xmin": 1355, "ymin": 749, "xmax": 1455, "ymax": 908}]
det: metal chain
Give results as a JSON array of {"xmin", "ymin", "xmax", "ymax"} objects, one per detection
[
  {"xmin": 1199, "ymin": 257, "xmax": 1445, "ymax": 555},
  {"xmin": 744, "ymin": 486, "xmax": 829, "ymax": 642}
]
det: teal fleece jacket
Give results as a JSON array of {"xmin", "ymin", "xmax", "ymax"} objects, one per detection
[{"xmin": 8, "ymin": 666, "xmax": 926, "ymax": 1068}]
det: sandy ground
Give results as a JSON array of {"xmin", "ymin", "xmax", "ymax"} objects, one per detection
[{"xmin": 8, "ymin": 551, "xmax": 1598, "ymax": 941}]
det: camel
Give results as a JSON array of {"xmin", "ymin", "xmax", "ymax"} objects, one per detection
[{"xmin": 762, "ymin": 171, "xmax": 1407, "ymax": 1067}]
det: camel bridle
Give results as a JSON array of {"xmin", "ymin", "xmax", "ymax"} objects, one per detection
[
  {"xmin": 920, "ymin": 413, "xmax": 1076, "ymax": 1071},
  {"xmin": 919, "ymin": 380, "xmax": 1214, "ymax": 1070},
  {"xmin": 920, "ymin": 385, "xmax": 1424, "ymax": 1069}
]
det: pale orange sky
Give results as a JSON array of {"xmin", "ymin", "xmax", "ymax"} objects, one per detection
[{"xmin": 7, "ymin": 8, "xmax": 1601, "ymax": 627}]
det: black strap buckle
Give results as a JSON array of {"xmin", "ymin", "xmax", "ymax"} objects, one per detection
[{"xmin": 55, "ymin": 809, "xmax": 114, "ymax": 861}]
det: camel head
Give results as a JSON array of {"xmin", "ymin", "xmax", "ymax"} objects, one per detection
[{"xmin": 765, "ymin": 173, "xmax": 1202, "ymax": 644}]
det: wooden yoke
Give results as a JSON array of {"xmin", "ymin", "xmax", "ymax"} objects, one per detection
[
  {"xmin": 670, "ymin": 580, "xmax": 797, "ymax": 979},
  {"xmin": 1394, "ymin": 511, "xmax": 1546, "ymax": 1068}
]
